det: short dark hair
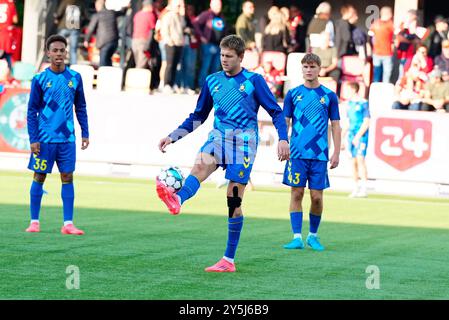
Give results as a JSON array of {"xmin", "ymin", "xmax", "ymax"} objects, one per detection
[
  {"xmin": 220, "ymin": 35, "xmax": 246, "ymax": 56},
  {"xmin": 348, "ymin": 81, "xmax": 360, "ymax": 93},
  {"xmin": 46, "ymin": 35, "xmax": 67, "ymax": 51},
  {"xmin": 301, "ymin": 53, "xmax": 321, "ymax": 67}
]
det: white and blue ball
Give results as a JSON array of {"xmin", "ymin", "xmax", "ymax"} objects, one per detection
[{"xmin": 158, "ymin": 166, "xmax": 185, "ymax": 192}]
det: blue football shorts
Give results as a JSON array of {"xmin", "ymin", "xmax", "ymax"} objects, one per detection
[
  {"xmin": 28, "ymin": 142, "xmax": 76, "ymax": 174},
  {"xmin": 199, "ymin": 136, "xmax": 256, "ymax": 185},
  {"xmin": 282, "ymin": 158, "xmax": 330, "ymax": 190}
]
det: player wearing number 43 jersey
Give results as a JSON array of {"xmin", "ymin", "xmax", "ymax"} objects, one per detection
[
  {"xmin": 282, "ymin": 53, "xmax": 341, "ymax": 251},
  {"xmin": 26, "ymin": 35, "xmax": 89, "ymax": 235}
]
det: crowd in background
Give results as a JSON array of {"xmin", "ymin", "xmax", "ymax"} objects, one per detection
[{"xmin": 1, "ymin": 0, "xmax": 449, "ymax": 113}]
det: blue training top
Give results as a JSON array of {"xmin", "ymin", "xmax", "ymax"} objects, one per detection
[{"xmin": 27, "ymin": 67, "xmax": 89, "ymax": 144}]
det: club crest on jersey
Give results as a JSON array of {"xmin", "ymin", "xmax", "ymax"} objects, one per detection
[
  {"xmin": 46, "ymin": 82, "xmax": 52, "ymax": 88},
  {"xmin": 320, "ymin": 97, "xmax": 326, "ymax": 104},
  {"xmin": 68, "ymin": 81, "xmax": 74, "ymax": 88},
  {"xmin": 239, "ymin": 84, "xmax": 245, "ymax": 92}
]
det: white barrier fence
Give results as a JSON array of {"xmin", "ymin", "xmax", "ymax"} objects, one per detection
[{"xmin": 1, "ymin": 89, "xmax": 448, "ymax": 198}]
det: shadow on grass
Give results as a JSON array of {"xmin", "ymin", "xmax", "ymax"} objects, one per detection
[{"xmin": 1, "ymin": 204, "xmax": 449, "ymax": 300}]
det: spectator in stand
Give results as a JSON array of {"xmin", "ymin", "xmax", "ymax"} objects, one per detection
[
  {"xmin": 132, "ymin": 0, "xmax": 157, "ymax": 68},
  {"xmin": 404, "ymin": 44, "xmax": 433, "ymax": 86},
  {"xmin": 368, "ymin": 6, "xmax": 394, "ymax": 83},
  {"xmin": 335, "ymin": 4, "xmax": 357, "ymax": 58},
  {"xmin": 287, "ymin": 5, "xmax": 306, "ymax": 53},
  {"xmin": 235, "ymin": 1, "xmax": 256, "ymax": 50},
  {"xmin": 175, "ymin": 3, "xmax": 199, "ymax": 94},
  {"xmin": 155, "ymin": 2, "xmax": 169, "ymax": 90},
  {"xmin": 350, "ymin": 10, "xmax": 370, "ymax": 61},
  {"xmin": 306, "ymin": 2, "xmax": 334, "ymax": 51},
  {"xmin": 54, "ymin": 0, "xmax": 88, "ymax": 65},
  {"xmin": 160, "ymin": 0, "xmax": 185, "ymax": 94},
  {"xmin": 426, "ymin": 16, "xmax": 448, "ymax": 59},
  {"xmin": 435, "ymin": 40, "xmax": 449, "ymax": 80},
  {"xmin": 312, "ymin": 31, "xmax": 339, "ymax": 83},
  {"xmin": 255, "ymin": 60, "xmax": 283, "ymax": 99},
  {"xmin": 396, "ymin": 9, "xmax": 421, "ymax": 80},
  {"xmin": 84, "ymin": 0, "xmax": 122, "ymax": 67},
  {"xmin": 0, "ymin": 0, "xmax": 18, "ymax": 72},
  {"xmin": 392, "ymin": 74, "xmax": 422, "ymax": 110},
  {"xmin": 420, "ymin": 69, "xmax": 449, "ymax": 112},
  {"xmin": 120, "ymin": 3, "xmax": 133, "ymax": 69},
  {"xmin": 194, "ymin": 0, "xmax": 227, "ymax": 88},
  {"xmin": 262, "ymin": 6, "xmax": 289, "ymax": 54}
]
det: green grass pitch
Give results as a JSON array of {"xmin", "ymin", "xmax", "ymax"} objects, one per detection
[{"xmin": 1, "ymin": 170, "xmax": 449, "ymax": 299}]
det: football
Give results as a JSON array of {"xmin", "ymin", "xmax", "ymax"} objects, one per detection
[{"xmin": 157, "ymin": 166, "xmax": 185, "ymax": 192}]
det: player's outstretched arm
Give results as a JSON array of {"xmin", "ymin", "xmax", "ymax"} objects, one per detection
[{"xmin": 158, "ymin": 136, "xmax": 173, "ymax": 153}]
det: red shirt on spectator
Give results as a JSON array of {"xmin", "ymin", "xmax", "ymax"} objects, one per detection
[
  {"xmin": 369, "ymin": 19, "xmax": 394, "ymax": 56},
  {"xmin": 404, "ymin": 55, "xmax": 433, "ymax": 74},
  {"xmin": 0, "ymin": 0, "xmax": 18, "ymax": 52},
  {"xmin": 132, "ymin": 9, "xmax": 157, "ymax": 40}
]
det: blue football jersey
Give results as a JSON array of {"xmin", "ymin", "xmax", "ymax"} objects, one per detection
[
  {"xmin": 169, "ymin": 68, "xmax": 288, "ymax": 144},
  {"xmin": 347, "ymin": 99, "xmax": 370, "ymax": 138},
  {"xmin": 284, "ymin": 84, "xmax": 340, "ymax": 161},
  {"xmin": 27, "ymin": 67, "xmax": 89, "ymax": 144}
]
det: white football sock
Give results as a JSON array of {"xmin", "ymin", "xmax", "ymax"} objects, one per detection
[{"xmin": 223, "ymin": 256, "xmax": 234, "ymax": 263}]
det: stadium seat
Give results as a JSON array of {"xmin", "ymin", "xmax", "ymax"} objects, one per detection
[
  {"xmin": 241, "ymin": 50, "xmax": 260, "ymax": 71},
  {"xmin": 0, "ymin": 59, "xmax": 9, "ymax": 82},
  {"xmin": 124, "ymin": 68, "xmax": 151, "ymax": 94},
  {"xmin": 69, "ymin": 64, "xmax": 95, "ymax": 92},
  {"xmin": 368, "ymin": 82, "xmax": 395, "ymax": 115},
  {"xmin": 340, "ymin": 55, "xmax": 364, "ymax": 80},
  {"xmin": 339, "ymin": 81, "xmax": 367, "ymax": 101},
  {"xmin": 284, "ymin": 52, "xmax": 306, "ymax": 96},
  {"xmin": 12, "ymin": 62, "xmax": 35, "ymax": 88},
  {"xmin": 96, "ymin": 66, "xmax": 123, "ymax": 93},
  {"xmin": 341, "ymin": 55, "xmax": 372, "ymax": 88},
  {"xmin": 318, "ymin": 77, "xmax": 337, "ymax": 92},
  {"xmin": 261, "ymin": 51, "xmax": 287, "ymax": 72}
]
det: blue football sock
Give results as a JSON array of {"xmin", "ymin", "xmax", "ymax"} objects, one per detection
[
  {"xmin": 30, "ymin": 181, "xmax": 44, "ymax": 221},
  {"xmin": 177, "ymin": 175, "xmax": 200, "ymax": 205},
  {"xmin": 224, "ymin": 216, "xmax": 244, "ymax": 260},
  {"xmin": 309, "ymin": 213, "xmax": 322, "ymax": 234},
  {"xmin": 61, "ymin": 183, "xmax": 75, "ymax": 223},
  {"xmin": 290, "ymin": 211, "xmax": 303, "ymax": 235}
]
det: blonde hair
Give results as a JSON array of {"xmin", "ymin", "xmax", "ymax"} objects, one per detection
[
  {"xmin": 315, "ymin": 2, "xmax": 331, "ymax": 17},
  {"xmin": 265, "ymin": 8, "xmax": 285, "ymax": 35}
]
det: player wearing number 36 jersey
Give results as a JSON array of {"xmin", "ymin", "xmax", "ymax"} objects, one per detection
[{"xmin": 26, "ymin": 35, "xmax": 89, "ymax": 235}]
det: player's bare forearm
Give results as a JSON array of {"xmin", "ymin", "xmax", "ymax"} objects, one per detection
[
  {"xmin": 355, "ymin": 118, "xmax": 370, "ymax": 139},
  {"xmin": 330, "ymin": 120, "xmax": 341, "ymax": 169}
]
